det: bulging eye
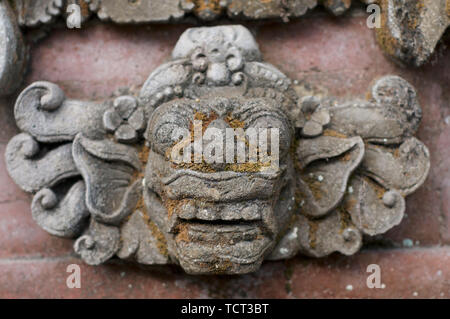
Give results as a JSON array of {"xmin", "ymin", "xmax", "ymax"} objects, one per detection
[
  {"xmin": 149, "ymin": 109, "xmax": 191, "ymax": 156},
  {"xmin": 250, "ymin": 116, "xmax": 291, "ymax": 157},
  {"xmin": 153, "ymin": 123, "xmax": 187, "ymax": 154}
]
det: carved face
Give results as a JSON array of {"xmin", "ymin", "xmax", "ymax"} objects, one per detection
[{"xmin": 144, "ymin": 96, "xmax": 295, "ymax": 274}]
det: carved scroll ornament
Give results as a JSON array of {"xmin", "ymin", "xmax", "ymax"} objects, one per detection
[{"xmin": 5, "ymin": 25, "xmax": 430, "ymax": 275}]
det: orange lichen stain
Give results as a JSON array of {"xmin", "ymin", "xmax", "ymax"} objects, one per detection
[
  {"xmin": 303, "ymin": 175, "xmax": 323, "ymax": 201},
  {"xmin": 164, "ymin": 198, "xmax": 191, "ymax": 220},
  {"xmin": 446, "ymin": 0, "xmax": 450, "ymax": 17},
  {"xmin": 308, "ymin": 220, "xmax": 318, "ymax": 249},
  {"xmin": 340, "ymin": 152, "xmax": 352, "ymax": 162},
  {"xmin": 168, "ymin": 111, "xmax": 219, "ymax": 173},
  {"xmin": 370, "ymin": 143, "xmax": 401, "ymax": 158},
  {"xmin": 408, "ymin": 1, "xmax": 424, "ymax": 30},
  {"xmin": 138, "ymin": 144, "xmax": 150, "ymax": 166},
  {"xmin": 192, "ymin": 111, "xmax": 219, "ymax": 135},
  {"xmin": 175, "ymin": 223, "xmax": 190, "ymax": 244},
  {"xmin": 130, "ymin": 143, "xmax": 150, "ymax": 182},
  {"xmin": 376, "ymin": 0, "xmax": 426, "ymax": 57},
  {"xmin": 174, "ymin": 160, "xmax": 217, "ymax": 173},
  {"xmin": 135, "ymin": 197, "xmax": 169, "ymax": 257},
  {"xmin": 375, "ymin": 0, "xmax": 399, "ymax": 58},
  {"xmin": 79, "ymin": 0, "xmax": 90, "ymax": 17},
  {"xmin": 225, "ymin": 161, "xmax": 270, "ymax": 173},
  {"xmin": 186, "ymin": 0, "xmax": 223, "ymax": 16},
  {"xmin": 323, "ymin": 129, "xmax": 348, "ymax": 139},
  {"xmin": 212, "ymin": 260, "xmax": 234, "ymax": 274},
  {"xmin": 324, "ymin": 0, "xmax": 351, "ymax": 9},
  {"xmin": 344, "ymin": 197, "xmax": 357, "ymax": 213},
  {"xmin": 225, "ymin": 113, "xmax": 246, "ymax": 129},
  {"xmin": 393, "ymin": 148, "xmax": 400, "ymax": 158},
  {"xmin": 338, "ymin": 207, "xmax": 352, "ymax": 234}
]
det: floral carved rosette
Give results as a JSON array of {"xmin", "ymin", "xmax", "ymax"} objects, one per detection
[{"xmin": 5, "ymin": 25, "xmax": 430, "ymax": 275}]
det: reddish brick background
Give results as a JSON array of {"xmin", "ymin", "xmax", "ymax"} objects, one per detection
[{"xmin": 0, "ymin": 8, "xmax": 449, "ymax": 298}]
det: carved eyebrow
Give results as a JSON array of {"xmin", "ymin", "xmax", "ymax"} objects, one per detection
[
  {"xmin": 150, "ymin": 102, "xmax": 195, "ymax": 126},
  {"xmin": 233, "ymin": 104, "xmax": 289, "ymax": 126}
]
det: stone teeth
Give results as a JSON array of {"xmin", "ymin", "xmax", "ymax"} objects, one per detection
[
  {"xmin": 220, "ymin": 206, "xmax": 242, "ymax": 221},
  {"xmin": 176, "ymin": 201, "xmax": 196, "ymax": 220},
  {"xmin": 195, "ymin": 207, "xmax": 218, "ymax": 221},
  {"xmin": 241, "ymin": 205, "xmax": 261, "ymax": 221}
]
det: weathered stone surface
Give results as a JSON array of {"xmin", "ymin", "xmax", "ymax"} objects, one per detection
[
  {"xmin": 376, "ymin": 0, "xmax": 450, "ymax": 67},
  {"xmin": 4, "ymin": 25, "xmax": 430, "ymax": 275},
  {"xmin": 14, "ymin": 0, "xmax": 65, "ymax": 27},
  {"xmin": 2, "ymin": 0, "xmax": 447, "ymax": 102},
  {"xmin": 74, "ymin": 218, "xmax": 120, "ymax": 266},
  {"xmin": 89, "ymin": 0, "xmax": 185, "ymax": 23},
  {"xmin": 5, "ymin": 134, "xmax": 79, "ymax": 193},
  {"xmin": 0, "ymin": 0, "xmax": 446, "ymax": 104},
  {"xmin": 31, "ymin": 181, "xmax": 89, "ymax": 238},
  {"xmin": 14, "ymin": 81, "xmax": 107, "ymax": 143},
  {"xmin": 0, "ymin": 0, "xmax": 26, "ymax": 96}
]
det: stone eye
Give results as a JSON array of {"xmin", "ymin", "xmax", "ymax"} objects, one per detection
[
  {"xmin": 154, "ymin": 123, "xmax": 186, "ymax": 153},
  {"xmin": 150, "ymin": 110, "xmax": 191, "ymax": 156}
]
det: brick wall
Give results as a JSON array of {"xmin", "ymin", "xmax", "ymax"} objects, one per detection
[{"xmin": 0, "ymin": 9, "xmax": 449, "ymax": 298}]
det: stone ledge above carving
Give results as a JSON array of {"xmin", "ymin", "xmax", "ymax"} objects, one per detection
[
  {"xmin": 1, "ymin": 0, "xmax": 448, "ymax": 97},
  {"xmin": 5, "ymin": 25, "xmax": 430, "ymax": 275}
]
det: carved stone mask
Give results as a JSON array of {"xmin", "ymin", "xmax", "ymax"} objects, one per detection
[{"xmin": 5, "ymin": 25, "xmax": 430, "ymax": 275}]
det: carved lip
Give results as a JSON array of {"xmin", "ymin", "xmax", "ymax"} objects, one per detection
[
  {"xmin": 160, "ymin": 167, "xmax": 286, "ymax": 202},
  {"xmin": 175, "ymin": 221, "xmax": 272, "ymax": 266},
  {"xmin": 179, "ymin": 220, "xmax": 263, "ymax": 242},
  {"xmin": 177, "ymin": 240, "xmax": 272, "ymax": 266},
  {"xmin": 161, "ymin": 168, "xmax": 284, "ymax": 185}
]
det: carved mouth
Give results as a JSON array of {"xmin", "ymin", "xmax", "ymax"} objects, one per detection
[
  {"xmin": 170, "ymin": 198, "xmax": 275, "ymax": 270},
  {"xmin": 167, "ymin": 198, "xmax": 274, "ymax": 233},
  {"xmin": 174, "ymin": 218, "xmax": 273, "ymax": 268}
]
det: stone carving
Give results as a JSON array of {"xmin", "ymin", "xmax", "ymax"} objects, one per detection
[
  {"xmin": 1, "ymin": 1, "xmax": 448, "ymax": 98},
  {"xmin": 0, "ymin": 0, "xmax": 27, "ymax": 96},
  {"xmin": 14, "ymin": 0, "xmax": 65, "ymax": 27},
  {"xmin": 5, "ymin": 25, "xmax": 430, "ymax": 275},
  {"xmin": 11, "ymin": 0, "xmax": 354, "ymax": 26},
  {"xmin": 376, "ymin": 0, "xmax": 450, "ymax": 66},
  {"xmin": 87, "ymin": 0, "xmax": 351, "ymax": 22}
]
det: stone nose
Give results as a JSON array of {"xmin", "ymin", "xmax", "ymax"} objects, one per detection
[
  {"xmin": 206, "ymin": 62, "xmax": 230, "ymax": 85},
  {"xmin": 202, "ymin": 118, "xmax": 230, "ymax": 170}
]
